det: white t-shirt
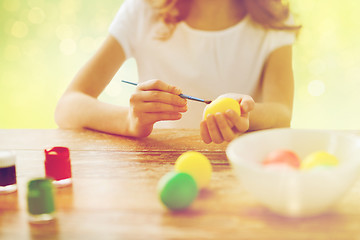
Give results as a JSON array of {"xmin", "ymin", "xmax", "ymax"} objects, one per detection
[{"xmin": 109, "ymin": 0, "xmax": 295, "ymax": 129}]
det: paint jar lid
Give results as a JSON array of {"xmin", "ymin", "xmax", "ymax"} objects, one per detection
[
  {"xmin": 45, "ymin": 147, "xmax": 70, "ymax": 162},
  {"xmin": 27, "ymin": 178, "xmax": 55, "ymax": 215},
  {"xmin": 0, "ymin": 151, "xmax": 16, "ymax": 168},
  {"xmin": 44, "ymin": 146, "xmax": 72, "ymax": 181}
]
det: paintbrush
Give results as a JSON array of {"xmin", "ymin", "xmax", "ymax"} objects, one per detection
[{"xmin": 121, "ymin": 80, "xmax": 212, "ymax": 104}]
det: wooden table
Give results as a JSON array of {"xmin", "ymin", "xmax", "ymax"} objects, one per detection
[{"xmin": 1, "ymin": 129, "xmax": 360, "ymax": 240}]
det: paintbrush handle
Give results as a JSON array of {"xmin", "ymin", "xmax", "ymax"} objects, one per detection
[
  {"xmin": 121, "ymin": 80, "xmax": 211, "ymax": 104},
  {"xmin": 179, "ymin": 94, "xmax": 206, "ymax": 103},
  {"xmin": 121, "ymin": 80, "xmax": 138, "ymax": 86}
]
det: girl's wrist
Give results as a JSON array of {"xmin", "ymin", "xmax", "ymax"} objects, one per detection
[{"xmin": 125, "ymin": 108, "xmax": 153, "ymax": 138}]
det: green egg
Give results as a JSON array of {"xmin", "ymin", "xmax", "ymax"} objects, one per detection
[{"xmin": 157, "ymin": 172, "xmax": 198, "ymax": 211}]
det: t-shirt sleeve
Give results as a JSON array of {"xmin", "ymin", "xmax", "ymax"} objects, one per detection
[
  {"xmin": 108, "ymin": 0, "xmax": 150, "ymax": 59},
  {"xmin": 266, "ymin": 15, "xmax": 297, "ymax": 53}
]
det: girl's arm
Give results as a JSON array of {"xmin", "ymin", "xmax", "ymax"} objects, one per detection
[
  {"xmin": 55, "ymin": 35, "xmax": 187, "ymax": 137},
  {"xmin": 200, "ymin": 45, "xmax": 294, "ymax": 144},
  {"xmin": 249, "ymin": 45, "xmax": 294, "ymax": 130}
]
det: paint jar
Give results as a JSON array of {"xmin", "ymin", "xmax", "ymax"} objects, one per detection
[
  {"xmin": 45, "ymin": 147, "xmax": 72, "ymax": 187},
  {"xmin": 0, "ymin": 151, "xmax": 17, "ymax": 194},
  {"xmin": 27, "ymin": 178, "xmax": 56, "ymax": 223}
]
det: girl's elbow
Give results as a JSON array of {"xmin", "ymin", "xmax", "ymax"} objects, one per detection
[
  {"xmin": 54, "ymin": 101, "xmax": 68, "ymax": 129},
  {"xmin": 54, "ymin": 97, "xmax": 76, "ymax": 129},
  {"xmin": 278, "ymin": 107, "xmax": 292, "ymax": 128},
  {"xmin": 281, "ymin": 119, "xmax": 291, "ymax": 128}
]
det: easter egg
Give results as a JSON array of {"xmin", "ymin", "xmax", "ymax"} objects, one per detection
[
  {"xmin": 301, "ymin": 151, "xmax": 339, "ymax": 170},
  {"xmin": 262, "ymin": 149, "xmax": 301, "ymax": 169},
  {"xmin": 203, "ymin": 97, "xmax": 240, "ymax": 120},
  {"xmin": 157, "ymin": 172, "xmax": 198, "ymax": 211},
  {"xmin": 175, "ymin": 151, "xmax": 212, "ymax": 189}
]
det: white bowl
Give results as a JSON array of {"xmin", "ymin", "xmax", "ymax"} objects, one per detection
[{"xmin": 226, "ymin": 128, "xmax": 360, "ymax": 217}]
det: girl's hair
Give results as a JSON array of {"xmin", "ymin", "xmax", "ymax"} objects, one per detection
[{"xmin": 146, "ymin": 0, "xmax": 301, "ymax": 39}]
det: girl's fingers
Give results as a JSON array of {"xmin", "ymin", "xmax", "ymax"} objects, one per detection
[
  {"xmin": 238, "ymin": 113, "xmax": 250, "ymax": 133},
  {"xmin": 226, "ymin": 109, "xmax": 249, "ymax": 133},
  {"xmin": 202, "ymin": 111, "xmax": 248, "ymax": 144},
  {"xmin": 137, "ymin": 79, "xmax": 182, "ymax": 95},
  {"xmin": 239, "ymin": 95, "xmax": 255, "ymax": 113},
  {"xmin": 215, "ymin": 113, "xmax": 236, "ymax": 142},
  {"xmin": 143, "ymin": 91, "xmax": 187, "ymax": 106},
  {"xmin": 226, "ymin": 117, "xmax": 234, "ymax": 129},
  {"xmin": 131, "ymin": 89, "xmax": 187, "ymax": 107},
  {"xmin": 133, "ymin": 102, "xmax": 187, "ymax": 113},
  {"xmin": 206, "ymin": 114, "xmax": 224, "ymax": 144},
  {"xmin": 216, "ymin": 93, "xmax": 254, "ymax": 113},
  {"xmin": 200, "ymin": 121, "xmax": 212, "ymax": 144}
]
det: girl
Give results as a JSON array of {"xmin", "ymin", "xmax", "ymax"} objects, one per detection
[{"xmin": 55, "ymin": 0, "xmax": 300, "ymax": 144}]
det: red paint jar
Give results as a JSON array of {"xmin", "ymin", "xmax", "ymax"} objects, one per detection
[{"xmin": 45, "ymin": 147, "xmax": 72, "ymax": 187}]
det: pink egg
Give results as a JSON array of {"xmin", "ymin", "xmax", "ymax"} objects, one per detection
[{"xmin": 262, "ymin": 149, "xmax": 301, "ymax": 169}]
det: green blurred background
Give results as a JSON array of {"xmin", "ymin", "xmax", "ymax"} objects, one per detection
[{"xmin": 1, "ymin": 0, "xmax": 359, "ymax": 129}]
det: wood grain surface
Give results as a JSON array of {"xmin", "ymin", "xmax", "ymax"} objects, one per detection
[{"xmin": 1, "ymin": 129, "xmax": 360, "ymax": 240}]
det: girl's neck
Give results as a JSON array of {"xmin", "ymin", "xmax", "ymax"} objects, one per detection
[{"xmin": 185, "ymin": 0, "xmax": 247, "ymax": 31}]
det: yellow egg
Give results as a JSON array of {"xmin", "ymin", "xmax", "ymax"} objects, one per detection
[
  {"xmin": 174, "ymin": 151, "xmax": 212, "ymax": 189},
  {"xmin": 301, "ymin": 151, "xmax": 339, "ymax": 170},
  {"xmin": 203, "ymin": 97, "xmax": 240, "ymax": 120}
]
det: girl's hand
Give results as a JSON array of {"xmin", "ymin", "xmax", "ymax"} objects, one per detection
[
  {"xmin": 127, "ymin": 79, "xmax": 187, "ymax": 137},
  {"xmin": 200, "ymin": 94, "xmax": 255, "ymax": 144}
]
